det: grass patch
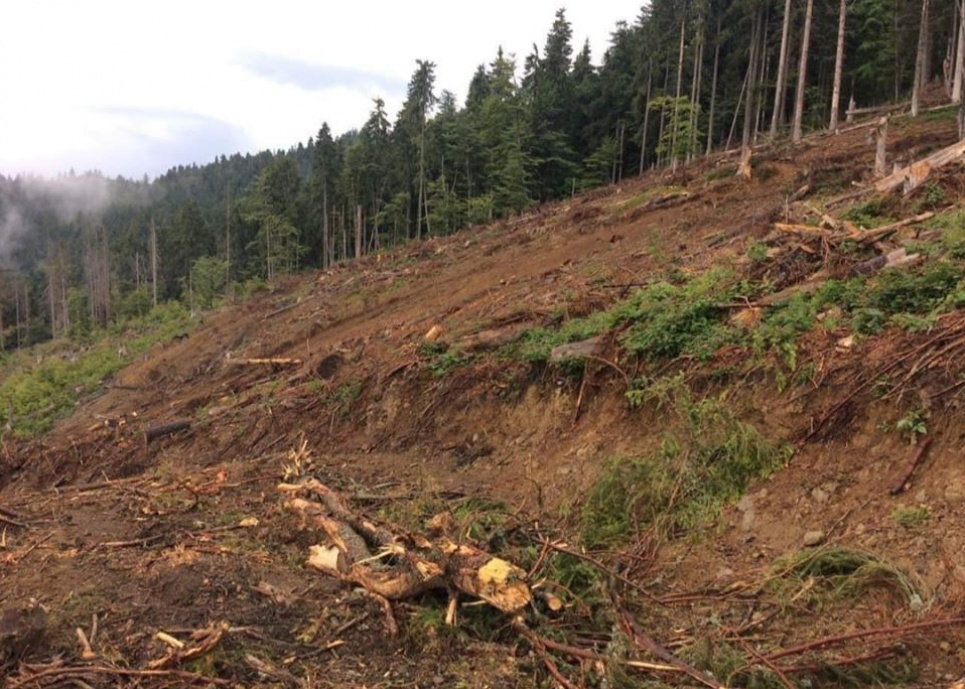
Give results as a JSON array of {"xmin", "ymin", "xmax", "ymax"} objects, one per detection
[
  {"xmin": 772, "ymin": 547, "xmax": 924, "ymax": 611},
  {"xmin": 0, "ymin": 302, "xmax": 192, "ymax": 436},
  {"xmin": 582, "ymin": 385, "xmax": 791, "ymax": 547},
  {"xmin": 892, "ymin": 505, "xmax": 931, "ymax": 529}
]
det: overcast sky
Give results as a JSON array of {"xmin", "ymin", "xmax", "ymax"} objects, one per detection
[{"xmin": 0, "ymin": 1, "xmax": 641, "ymax": 180}]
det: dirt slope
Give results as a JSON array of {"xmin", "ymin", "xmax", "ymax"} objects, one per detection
[{"xmin": 3, "ymin": 110, "xmax": 965, "ymax": 688}]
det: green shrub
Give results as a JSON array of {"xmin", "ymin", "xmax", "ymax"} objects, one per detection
[{"xmin": 582, "ymin": 390, "xmax": 791, "ymax": 546}]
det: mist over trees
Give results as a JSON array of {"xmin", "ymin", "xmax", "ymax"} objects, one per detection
[{"xmin": 2, "ymin": 0, "xmax": 964, "ymax": 351}]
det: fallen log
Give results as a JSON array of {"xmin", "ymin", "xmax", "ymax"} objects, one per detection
[
  {"xmin": 849, "ymin": 248, "xmax": 921, "ymax": 277},
  {"xmin": 550, "ymin": 337, "xmax": 605, "ymax": 363},
  {"xmin": 890, "ymin": 437, "xmax": 933, "ymax": 495},
  {"xmin": 875, "ymin": 139, "xmax": 965, "ymax": 195},
  {"xmin": 144, "ymin": 420, "xmax": 192, "ymax": 444},
  {"xmin": 226, "ymin": 358, "xmax": 302, "ymax": 367},
  {"xmin": 281, "ymin": 479, "xmax": 532, "ymax": 613},
  {"xmin": 857, "ymin": 212, "xmax": 935, "ymax": 245}
]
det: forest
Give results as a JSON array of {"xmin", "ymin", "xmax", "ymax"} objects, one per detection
[{"xmin": 1, "ymin": 0, "xmax": 964, "ymax": 350}]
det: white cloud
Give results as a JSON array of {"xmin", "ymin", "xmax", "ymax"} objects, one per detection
[{"xmin": 0, "ymin": 0, "xmax": 641, "ymax": 178}]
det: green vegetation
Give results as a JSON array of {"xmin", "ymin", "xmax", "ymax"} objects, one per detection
[
  {"xmin": 893, "ymin": 505, "xmax": 931, "ymax": 529},
  {"xmin": 582, "ymin": 384, "xmax": 792, "ymax": 547},
  {"xmin": 771, "ymin": 547, "xmax": 924, "ymax": 611},
  {"xmin": 0, "ymin": 303, "xmax": 192, "ymax": 436}
]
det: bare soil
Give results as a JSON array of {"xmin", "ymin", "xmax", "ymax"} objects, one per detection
[{"xmin": 3, "ymin": 110, "xmax": 965, "ymax": 688}]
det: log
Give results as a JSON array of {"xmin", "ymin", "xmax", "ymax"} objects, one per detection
[
  {"xmin": 857, "ymin": 212, "xmax": 935, "ymax": 245},
  {"xmin": 890, "ymin": 437, "xmax": 933, "ymax": 495},
  {"xmin": 773, "ymin": 223, "xmax": 833, "ymax": 238},
  {"xmin": 550, "ymin": 337, "xmax": 605, "ymax": 363},
  {"xmin": 144, "ymin": 420, "xmax": 192, "ymax": 444},
  {"xmin": 849, "ymin": 248, "xmax": 921, "ymax": 277},
  {"xmin": 282, "ymin": 480, "xmax": 532, "ymax": 613},
  {"xmin": 226, "ymin": 358, "xmax": 302, "ymax": 367},
  {"xmin": 875, "ymin": 139, "xmax": 965, "ymax": 195}
]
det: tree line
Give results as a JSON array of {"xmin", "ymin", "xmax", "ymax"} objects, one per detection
[{"xmin": 2, "ymin": 0, "xmax": 964, "ymax": 351}]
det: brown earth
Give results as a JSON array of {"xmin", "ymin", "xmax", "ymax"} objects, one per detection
[{"xmin": 3, "ymin": 108, "xmax": 965, "ymax": 688}]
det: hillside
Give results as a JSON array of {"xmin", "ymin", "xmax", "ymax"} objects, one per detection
[{"xmin": 3, "ymin": 109, "xmax": 965, "ymax": 688}]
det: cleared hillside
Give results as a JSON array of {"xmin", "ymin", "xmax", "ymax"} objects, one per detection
[{"xmin": 3, "ymin": 109, "xmax": 965, "ymax": 688}]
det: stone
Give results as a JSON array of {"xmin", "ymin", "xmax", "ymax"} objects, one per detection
[
  {"xmin": 811, "ymin": 487, "xmax": 830, "ymax": 504},
  {"xmin": 803, "ymin": 530, "xmax": 826, "ymax": 548}
]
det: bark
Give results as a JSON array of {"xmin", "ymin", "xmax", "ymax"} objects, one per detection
[
  {"xmin": 792, "ymin": 0, "xmax": 815, "ymax": 143},
  {"xmin": 829, "ymin": 0, "xmax": 848, "ymax": 130},
  {"xmin": 770, "ymin": 0, "xmax": 793, "ymax": 138},
  {"xmin": 912, "ymin": 0, "xmax": 931, "ymax": 117}
]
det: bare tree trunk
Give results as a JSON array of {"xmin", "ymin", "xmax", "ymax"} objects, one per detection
[
  {"xmin": 792, "ymin": 0, "xmax": 815, "ymax": 143},
  {"xmin": 727, "ymin": 67, "xmax": 749, "ymax": 151},
  {"xmin": 322, "ymin": 185, "xmax": 329, "ymax": 269},
  {"xmin": 689, "ymin": 11, "xmax": 705, "ymax": 162},
  {"xmin": 706, "ymin": 16, "xmax": 722, "ymax": 157},
  {"xmin": 355, "ymin": 205, "xmax": 363, "ymax": 260},
  {"xmin": 875, "ymin": 116, "xmax": 889, "ymax": 177},
  {"xmin": 830, "ymin": 0, "xmax": 848, "ymax": 130},
  {"xmin": 150, "ymin": 217, "xmax": 158, "ymax": 308},
  {"xmin": 225, "ymin": 191, "xmax": 231, "ymax": 286},
  {"xmin": 739, "ymin": 8, "xmax": 763, "ymax": 180},
  {"xmin": 639, "ymin": 61, "xmax": 653, "ymax": 175},
  {"xmin": 912, "ymin": 0, "xmax": 931, "ymax": 117},
  {"xmin": 955, "ymin": 0, "xmax": 965, "ymax": 104},
  {"xmin": 671, "ymin": 19, "xmax": 686, "ymax": 172},
  {"xmin": 754, "ymin": 16, "xmax": 770, "ymax": 144},
  {"xmin": 771, "ymin": 0, "xmax": 793, "ymax": 138}
]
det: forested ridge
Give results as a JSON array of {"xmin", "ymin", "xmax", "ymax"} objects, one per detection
[{"xmin": 2, "ymin": 0, "xmax": 964, "ymax": 350}]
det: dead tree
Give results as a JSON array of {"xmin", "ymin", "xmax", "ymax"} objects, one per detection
[
  {"xmin": 792, "ymin": 0, "xmax": 815, "ymax": 143},
  {"xmin": 830, "ymin": 0, "xmax": 848, "ymax": 131},
  {"xmin": 770, "ymin": 0, "xmax": 793, "ymax": 138}
]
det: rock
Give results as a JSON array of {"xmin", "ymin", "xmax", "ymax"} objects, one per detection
[
  {"xmin": 941, "ymin": 641, "xmax": 952, "ymax": 653},
  {"xmin": 811, "ymin": 487, "xmax": 830, "ymax": 504},
  {"xmin": 803, "ymin": 530, "xmax": 826, "ymax": 548},
  {"xmin": 549, "ymin": 337, "xmax": 605, "ymax": 363},
  {"xmin": 836, "ymin": 335, "xmax": 855, "ymax": 351}
]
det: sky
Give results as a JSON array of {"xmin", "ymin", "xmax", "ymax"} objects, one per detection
[{"xmin": 0, "ymin": 1, "xmax": 641, "ymax": 180}]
